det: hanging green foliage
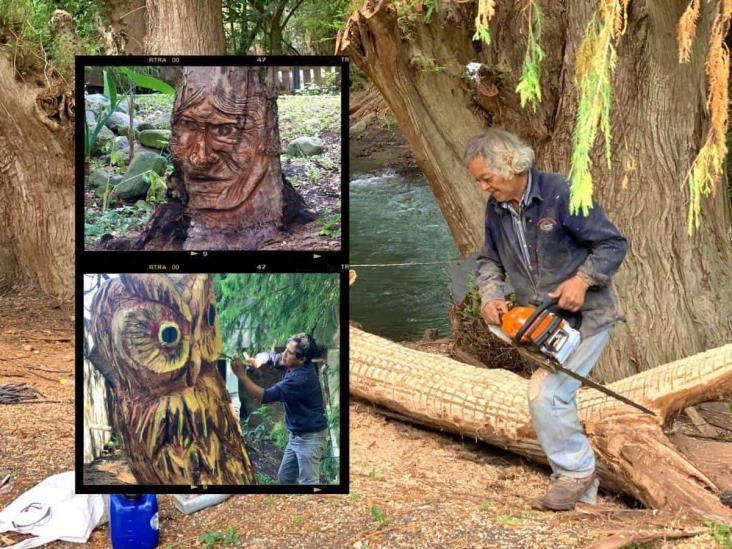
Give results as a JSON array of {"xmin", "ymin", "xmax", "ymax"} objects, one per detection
[
  {"xmin": 567, "ymin": 2, "xmax": 625, "ymax": 217},
  {"xmin": 683, "ymin": 4, "xmax": 730, "ymax": 233},
  {"xmin": 515, "ymin": 1, "xmax": 545, "ymax": 111},
  {"xmin": 215, "ymin": 274, "xmax": 340, "ymax": 355},
  {"xmin": 472, "ymin": 0, "xmax": 495, "ymax": 44}
]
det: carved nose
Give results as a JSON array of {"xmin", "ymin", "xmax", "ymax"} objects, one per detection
[{"xmin": 189, "ymin": 139, "xmax": 216, "ymax": 169}]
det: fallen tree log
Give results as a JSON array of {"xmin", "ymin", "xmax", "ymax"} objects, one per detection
[{"xmin": 350, "ymin": 326, "xmax": 732, "ymax": 521}]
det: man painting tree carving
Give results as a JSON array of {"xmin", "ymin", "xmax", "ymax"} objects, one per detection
[
  {"xmin": 231, "ymin": 334, "xmax": 329, "ymax": 485},
  {"xmin": 101, "ymin": 66, "xmax": 309, "ymax": 251},
  {"xmin": 86, "ymin": 274, "xmax": 256, "ymax": 485},
  {"xmin": 464, "ymin": 128, "xmax": 627, "ymax": 511}
]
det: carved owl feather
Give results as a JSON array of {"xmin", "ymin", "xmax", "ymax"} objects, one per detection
[{"xmin": 88, "ymin": 273, "xmax": 255, "ymax": 485}]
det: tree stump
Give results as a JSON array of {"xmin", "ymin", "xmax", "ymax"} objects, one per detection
[{"xmin": 100, "ymin": 66, "xmax": 310, "ymax": 251}]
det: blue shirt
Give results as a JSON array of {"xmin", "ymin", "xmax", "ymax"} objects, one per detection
[
  {"xmin": 477, "ymin": 167, "xmax": 627, "ymax": 338},
  {"xmin": 260, "ymin": 352, "xmax": 327, "ymax": 434}
]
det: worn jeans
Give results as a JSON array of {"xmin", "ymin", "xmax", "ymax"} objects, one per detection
[
  {"xmin": 528, "ymin": 329, "xmax": 610, "ymax": 478},
  {"xmin": 277, "ymin": 429, "xmax": 328, "ymax": 484}
]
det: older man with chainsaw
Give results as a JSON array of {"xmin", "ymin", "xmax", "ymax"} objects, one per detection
[{"xmin": 464, "ymin": 127, "xmax": 627, "ymax": 511}]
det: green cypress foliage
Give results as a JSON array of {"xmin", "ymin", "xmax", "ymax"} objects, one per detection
[
  {"xmin": 567, "ymin": 8, "xmax": 620, "ymax": 217},
  {"xmin": 215, "ymin": 274, "xmax": 340, "ymax": 354},
  {"xmin": 515, "ymin": 1, "xmax": 546, "ymax": 111}
]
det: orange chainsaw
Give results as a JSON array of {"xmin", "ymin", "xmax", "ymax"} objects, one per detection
[{"xmin": 488, "ymin": 299, "xmax": 655, "ymax": 415}]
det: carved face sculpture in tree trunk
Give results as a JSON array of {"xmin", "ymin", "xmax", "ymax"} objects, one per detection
[
  {"xmin": 87, "ymin": 274, "xmax": 256, "ymax": 485},
  {"xmin": 168, "ymin": 66, "xmax": 284, "ymax": 250}
]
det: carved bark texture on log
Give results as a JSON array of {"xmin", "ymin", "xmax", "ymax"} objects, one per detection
[{"xmin": 350, "ymin": 326, "xmax": 732, "ymax": 521}]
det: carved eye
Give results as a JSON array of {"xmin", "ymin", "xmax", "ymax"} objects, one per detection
[
  {"xmin": 180, "ymin": 119, "xmax": 199, "ymax": 131},
  {"xmin": 158, "ymin": 321, "xmax": 181, "ymax": 347},
  {"xmin": 215, "ymin": 124, "xmax": 237, "ymax": 137}
]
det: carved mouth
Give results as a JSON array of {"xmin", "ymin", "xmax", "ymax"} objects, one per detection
[{"xmin": 188, "ymin": 175, "xmax": 232, "ymax": 182}]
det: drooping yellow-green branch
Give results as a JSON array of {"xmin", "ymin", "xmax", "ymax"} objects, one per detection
[
  {"xmin": 567, "ymin": 2, "xmax": 626, "ymax": 217},
  {"xmin": 684, "ymin": 3, "xmax": 730, "ymax": 234},
  {"xmin": 516, "ymin": 1, "xmax": 546, "ymax": 111},
  {"xmin": 473, "ymin": 0, "xmax": 496, "ymax": 44}
]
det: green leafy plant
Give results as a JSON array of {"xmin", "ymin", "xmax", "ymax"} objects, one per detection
[
  {"xmin": 473, "ymin": 24, "xmax": 492, "ymax": 44},
  {"xmin": 103, "ymin": 433, "xmax": 124, "ymax": 452},
  {"xmin": 472, "ymin": 0, "xmax": 495, "ymax": 45},
  {"xmin": 296, "ymin": 83, "xmax": 325, "ymax": 96},
  {"xmin": 199, "ymin": 525, "xmax": 240, "ymax": 548},
  {"xmin": 515, "ymin": 1, "xmax": 545, "ymax": 111},
  {"xmin": 269, "ymin": 420, "xmax": 289, "ymax": 450},
  {"xmin": 370, "ymin": 506, "xmax": 389, "ymax": 529},
  {"xmin": 109, "ymin": 148, "xmax": 126, "ymax": 168},
  {"xmin": 423, "ymin": 0, "xmax": 437, "ymax": 23},
  {"xmin": 85, "ymin": 67, "xmax": 174, "ymax": 160},
  {"xmin": 306, "ymin": 163, "xmax": 323, "ymax": 183},
  {"xmin": 117, "ymin": 67, "xmax": 176, "ymax": 95},
  {"xmin": 317, "ymin": 212, "xmax": 341, "ymax": 238},
  {"xmin": 380, "ymin": 114, "xmax": 398, "ymax": 130},
  {"xmin": 145, "ymin": 171, "xmax": 168, "ymax": 204},
  {"xmin": 84, "ymin": 70, "xmax": 128, "ymax": 160},
  {"xmin": 324, "ymin": 69, "xmax": 340, "ymax": 93},
  {"xmin": 85, "ymin": 205, "xmax": 152, "ymax": 244},
  {"xmin": 707, "ymin": 520, "xmax": 732, "ymax": 547},
  {"xmin": 241, "ymin": 405, "xmax": 271, "ymax": 443},
  {"xmin": 0, "ymin": 0, "xmax": 103, "ymax": 79},
  {"xmin": 256, "ymin": 472, "xmax": 276, "ymax": 485}
]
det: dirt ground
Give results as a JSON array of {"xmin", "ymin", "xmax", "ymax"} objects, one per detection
[{"xmin": 0, "ymin": 290, "xmax": 723, "ymax": 548}]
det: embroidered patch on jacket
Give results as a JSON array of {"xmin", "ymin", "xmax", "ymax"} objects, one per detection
[{"xmin": 537, "ymin": 217, "xmax": 557, "ymax": 232}]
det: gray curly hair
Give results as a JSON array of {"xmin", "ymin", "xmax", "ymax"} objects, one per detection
[{"xmin": 463, "ymin": 128, "xmax": 535, "ymax": 179}]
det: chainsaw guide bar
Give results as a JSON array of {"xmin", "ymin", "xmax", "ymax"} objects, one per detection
[{"xmin": 488, "ymin": 301, "xmax": 656, "ymax": 416}]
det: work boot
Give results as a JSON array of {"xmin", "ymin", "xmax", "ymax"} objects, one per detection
[
  {"xmin": 531, "ymin": 473, "xmax": 596, "ymax": 511},
  {"xmin": 578, "ymin": 477, "xmax": 600, "ymax": 505}
]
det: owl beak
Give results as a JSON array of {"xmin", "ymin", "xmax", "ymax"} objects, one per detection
[{"xmin": 186, "ymin": 342, "xmax": 202, "ymax": 387}]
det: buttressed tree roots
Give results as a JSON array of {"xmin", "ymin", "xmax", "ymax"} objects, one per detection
[
  {"xmin": 349, "ymin": 326, "xmax": 732, "ymax": 521},
  {"xmin": 87, "ymin": 274, "xmax": 255, "ymax": 485}
]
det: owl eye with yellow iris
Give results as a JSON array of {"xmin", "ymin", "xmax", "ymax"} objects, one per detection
[{"xmin": 158, "ymin": 321, "xmax": 181, "ymax": 347}]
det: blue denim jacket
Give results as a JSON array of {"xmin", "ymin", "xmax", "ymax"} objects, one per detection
[{"xmin": 477, "ymin": 167, "xmax": 627, "ymax": 338}]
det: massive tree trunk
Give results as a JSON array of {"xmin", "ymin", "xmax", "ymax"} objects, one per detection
[
  {"xmin": 338, "ymin": 1, "xmax": 732, "ymax": 382},
  {"xmin": 350, "ymin": 326, "xmax": 732, "ymax": 521},
  {"xmin": 146, "ymin": 0, "xmax": 226, "ymax": 54},
  {"xmin": 0, "ymin": 59, "xmax": 74, "ymax": 301}
]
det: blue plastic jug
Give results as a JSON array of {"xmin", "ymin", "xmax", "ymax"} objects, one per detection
[{"xmin": 110, "ymin": 494, "xmax": 159, "ymax": 549}]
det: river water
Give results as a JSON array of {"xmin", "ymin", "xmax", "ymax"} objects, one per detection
[{"xmin": 349, "ymin": 170, "xmax": 460, "ymax": 341}]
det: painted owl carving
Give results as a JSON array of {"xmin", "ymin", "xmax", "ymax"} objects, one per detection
[{"xmin": 87, "ymin": 273, "xmax": 255, "ymax": 485}]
